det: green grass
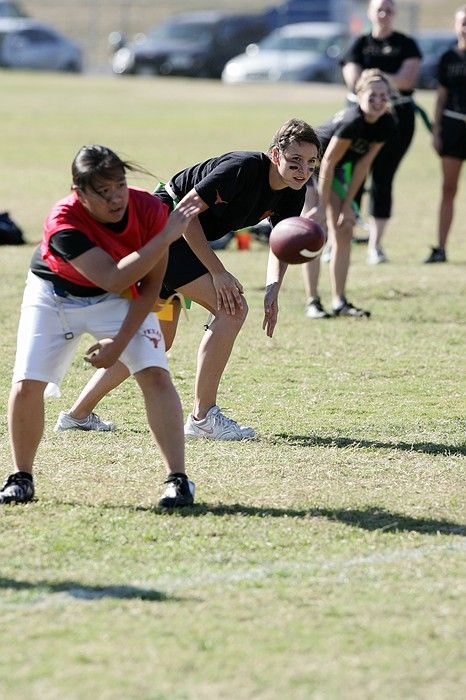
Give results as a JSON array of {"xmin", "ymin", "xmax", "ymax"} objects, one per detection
[{"xmin": 0, "ymin": 71, "xmax": 465, "ymax": 700}]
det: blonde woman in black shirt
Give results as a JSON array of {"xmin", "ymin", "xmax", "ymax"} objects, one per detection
[{"xmin": 341, "ymin": 0, "xmax": 421, "ymax": 264}]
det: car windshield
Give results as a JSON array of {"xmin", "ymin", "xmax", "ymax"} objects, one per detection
[
  {"xmin": 259, "ymin": 33, "xmax": 330, "ymax": 52},
  {"xmin": 148, "ymin": 21, "xmax": 212, "ymax": 43}
]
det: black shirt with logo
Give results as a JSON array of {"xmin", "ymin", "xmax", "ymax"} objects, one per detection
[
  {"xmin": 316, "ymin": 106, "xmax": 397, "ymax": 167},
  {"xmin": 341, "ymin": 31, "xmax": 422, "ymax": 96},
  {"xmin": 169, "ymin": 151, "xmax": 306, "ymax": 240}
]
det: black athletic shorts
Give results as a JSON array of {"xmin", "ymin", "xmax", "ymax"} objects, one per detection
[
  {"xmin": 440, "ymin": 114, "xmax": 466, "ymax": 160},
  {"xmin": 154, "ymin": 187, "xmax": 209, "ymax": 300}
]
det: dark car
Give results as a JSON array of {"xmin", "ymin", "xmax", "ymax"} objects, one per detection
[
  {"xmin": 111, "ymin": 10, "xmax": 271, "ymax": 78},
  {"xmin": 0, "ymin": 18, "xmax": 82, "ymax": 72},
  {"xmin": 415, "ymin": 29, "xmax": 456, "ymax": 89}
]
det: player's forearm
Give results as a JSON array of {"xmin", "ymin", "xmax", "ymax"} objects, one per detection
[
  {"xmin": 433, "ymin": 88, "xmax": 447, "ymax": 133},
  {"xmin": 344, "ymin": 157, "xmax": 371, "ymax": 206},
  {"xmin": 342, "ymin": 63, "xmax": 362, "ymax": 91},
  {"xmin": 265, "ymin": 248, "xmax": 287, "ymax": 288},
  {"xmin": 317, "ymin": 158, "xmax": 334, "ymax": 210},
  {"xmin": 112, "ymin": 284, "xmax": 159, "ymax": 351},
  {"xmin": 110, "ymin": 232, "xmax": 173, "ymax": 293},
  {"xmin": 109, "ymin": 195, "xmax": 202, "ymax": 292}
]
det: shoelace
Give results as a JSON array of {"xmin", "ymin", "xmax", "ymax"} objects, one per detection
[
  {"xmin": 87, "ymin": 412, "xmax": 111, "ymax": 428},
  {"xmin": 213, "ymin": 409, "xmax": 241, "ymax": 429},
  {"xmin": 1, "ymin": 473, "xmax": 29, "ymax": 491},
  {"xmin": 164, "ymin": 475, "xmax": 187, "ymax": 487}
]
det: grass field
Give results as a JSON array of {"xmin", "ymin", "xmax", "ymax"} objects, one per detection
[{"xmin": 0, "ymin": 71, "xmax": 465, "ymax": 699}]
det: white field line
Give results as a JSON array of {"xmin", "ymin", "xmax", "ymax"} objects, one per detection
[
  {"xmin": 1, "ymin": 540, "xmax": 465, "ymax": 606},
  {"xmin": 154, "ymin": 540, "xmax": 466, "ymax": 591}
]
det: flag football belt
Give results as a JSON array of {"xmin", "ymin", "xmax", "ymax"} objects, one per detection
[
  {"xmin": 389, "ymin": 96, "xmax": 433, "ymax": 132},
  {"xmin": 443, "ymin": 109, "xmax": 466, "ymax": 123},
  {"xmin": 120, "ymin": 288, "xmax": 191, "ymax": 321},
  {"xmin": 154, "ymin": 180, "xmax": 180, "ymax": 208},
  {"xmin": 331, "ymin": 162, "xmax": 361, "ymax": 217},
  {"xmin": 155, "ymin": 292, "xmax": 191, "ymax": 321}
]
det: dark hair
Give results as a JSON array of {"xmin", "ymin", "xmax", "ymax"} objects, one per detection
[
  {"xmin": 268, "ymin": 118, "xmax": 321, "ymax": 158},
  {"xmin": 71, "ymin": 144, "xmax": 152, "ymax": 192}
]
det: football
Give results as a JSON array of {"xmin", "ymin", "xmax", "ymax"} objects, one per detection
[{"xmin": 269, "ymin": 217, "xmax": 326, "ymax": 264}]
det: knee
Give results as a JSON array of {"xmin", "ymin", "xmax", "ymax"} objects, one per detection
[
  {"xmin": 236, "ymin": 297, "xmax": 249, "ymax": 324},
  {"xmin": 11, "ymin": 379, "xmax": 46, "ymax": 402},
  {"xmin": 215, "ymin": 297, "xmax": 249, "ymax": 329},
  {"xmin": 334, "ymin": 224, "xmax": 352, "ymax": 245},
  {"xmin": 136, "ymin": 366, "xmax": 173, "ymax": 394}
]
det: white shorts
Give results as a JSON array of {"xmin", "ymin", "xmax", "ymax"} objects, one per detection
[{"xmin": 12, "ymin": 272, "xmax": 168, "ymax": 393}]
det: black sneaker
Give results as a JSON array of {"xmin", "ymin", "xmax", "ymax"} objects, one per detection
[
  {"xmin": 305, "ymin": 297, "xmax": 331, "ymax": 319},
  {"xmin": 332, "ymin": 298, "xmax": 371, "ymax": 318},
  {"xmin": 158, "ymin": 474, "xmax": 195, "ymax": 508},
  {"xmin": 0, "ymin": 472, "xmax": 34, "ymax": 504},
  {"xmin": 424, "ymin": 247, "xmax": 446, "ymax": 263}
]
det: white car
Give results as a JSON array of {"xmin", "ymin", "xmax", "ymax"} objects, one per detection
[
  {"xmin": 222, "ymin": 22, "xmax": 350, "ymax": 84},
  {"xmin": 0, "ymin": 17, "xmax": 82, "ymax": 72}
]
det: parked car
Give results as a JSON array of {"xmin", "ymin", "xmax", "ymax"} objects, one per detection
[
  {"xmin": 112, "ymin": 11, "xmax": 271, "ymax": 78},
  {"xmin": 0, "ymin": 18, "xmax": 82, "ymax": 72},
  {"xmin": 415, "ymin": 29, "xmax": 456, "ymax": 89},
  {"xmin": 0, "ymin": 1, "xmax": 26, "ymax": 18},
  {"xmin": 222, "ymin": 22, "xmax": 350, "ymax": 84}
]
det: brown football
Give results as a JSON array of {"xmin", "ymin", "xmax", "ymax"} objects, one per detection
[{"xmin": 269, "ymin": 217, "xmax": 326, "ymax": 264}]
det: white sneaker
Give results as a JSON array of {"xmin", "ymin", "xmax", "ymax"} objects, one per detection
[
  {"xmin": 184, "ymin": 406, "xmax": 255, "ymax": 441},
  {"xmin": 320, "ymin": 243, "xmax": 332, "ymax": 263},
  {"xmin": 305, "ymin": 297, "xmax": 331, "ymax": 319},
  {"xmin": 54, "ymin": 411, "xmax": 115, "ymax": 432},
  {"xmin": 367, "ymin": 248, "xmax": 388, "ymax": 265}
]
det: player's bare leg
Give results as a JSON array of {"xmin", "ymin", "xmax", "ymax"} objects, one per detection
[
  {"xmin": 437, "ymin": 157, "xmax": 462, "ymax": 249},
  {"xmin": 367, "ymin": 216, "xmax": 388, "ymax": 263},
  {"xmin": 177, "ymin": 273, "xmax": 248, "ymax": 421},
  {"xmin": 134, "ymin": 366, "xmax": 185, "ymax": 474},
  {"xmin": 8, "ymin": 379, "xmax": 47, "ymax": 473}
]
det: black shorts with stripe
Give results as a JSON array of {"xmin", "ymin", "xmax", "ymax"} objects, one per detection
[{"xmin": 154, "ymin": 188, "xmax": 209, "ymax": 300}]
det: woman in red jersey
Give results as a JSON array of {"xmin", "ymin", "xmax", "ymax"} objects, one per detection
[{"xmin": 0, "ymin": 145, "xmax": 201, "ymax": 509}]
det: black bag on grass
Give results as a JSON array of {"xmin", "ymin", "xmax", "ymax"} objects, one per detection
[{"xmin": 0, "ymin": 212, "xmax": 25, "ymax": 245}]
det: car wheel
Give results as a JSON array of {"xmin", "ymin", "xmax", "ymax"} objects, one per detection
[
  {"xmin": 62, "ymin": 61, "xmax": 81, "ymax": 73},
  {"xmin": 134, "ymin": 65, "xmax": 158, "ymax": 76}
]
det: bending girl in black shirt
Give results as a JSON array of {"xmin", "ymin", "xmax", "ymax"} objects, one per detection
[
  {"xmin": 54, "ymin": 119, "xmax": 321, "ymax": 441},
  {"xmin": 303, "ymin": 69, "xmax": 396, "ymax": 319}
]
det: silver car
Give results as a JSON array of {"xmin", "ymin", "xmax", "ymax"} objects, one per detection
[
  {"xmin": 222, "ymin": 22, "xmax": 350, "ymax": 84},
  {"xmin": 0, "ymin": 17, "xmax": 82, "ymax": 72}
]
